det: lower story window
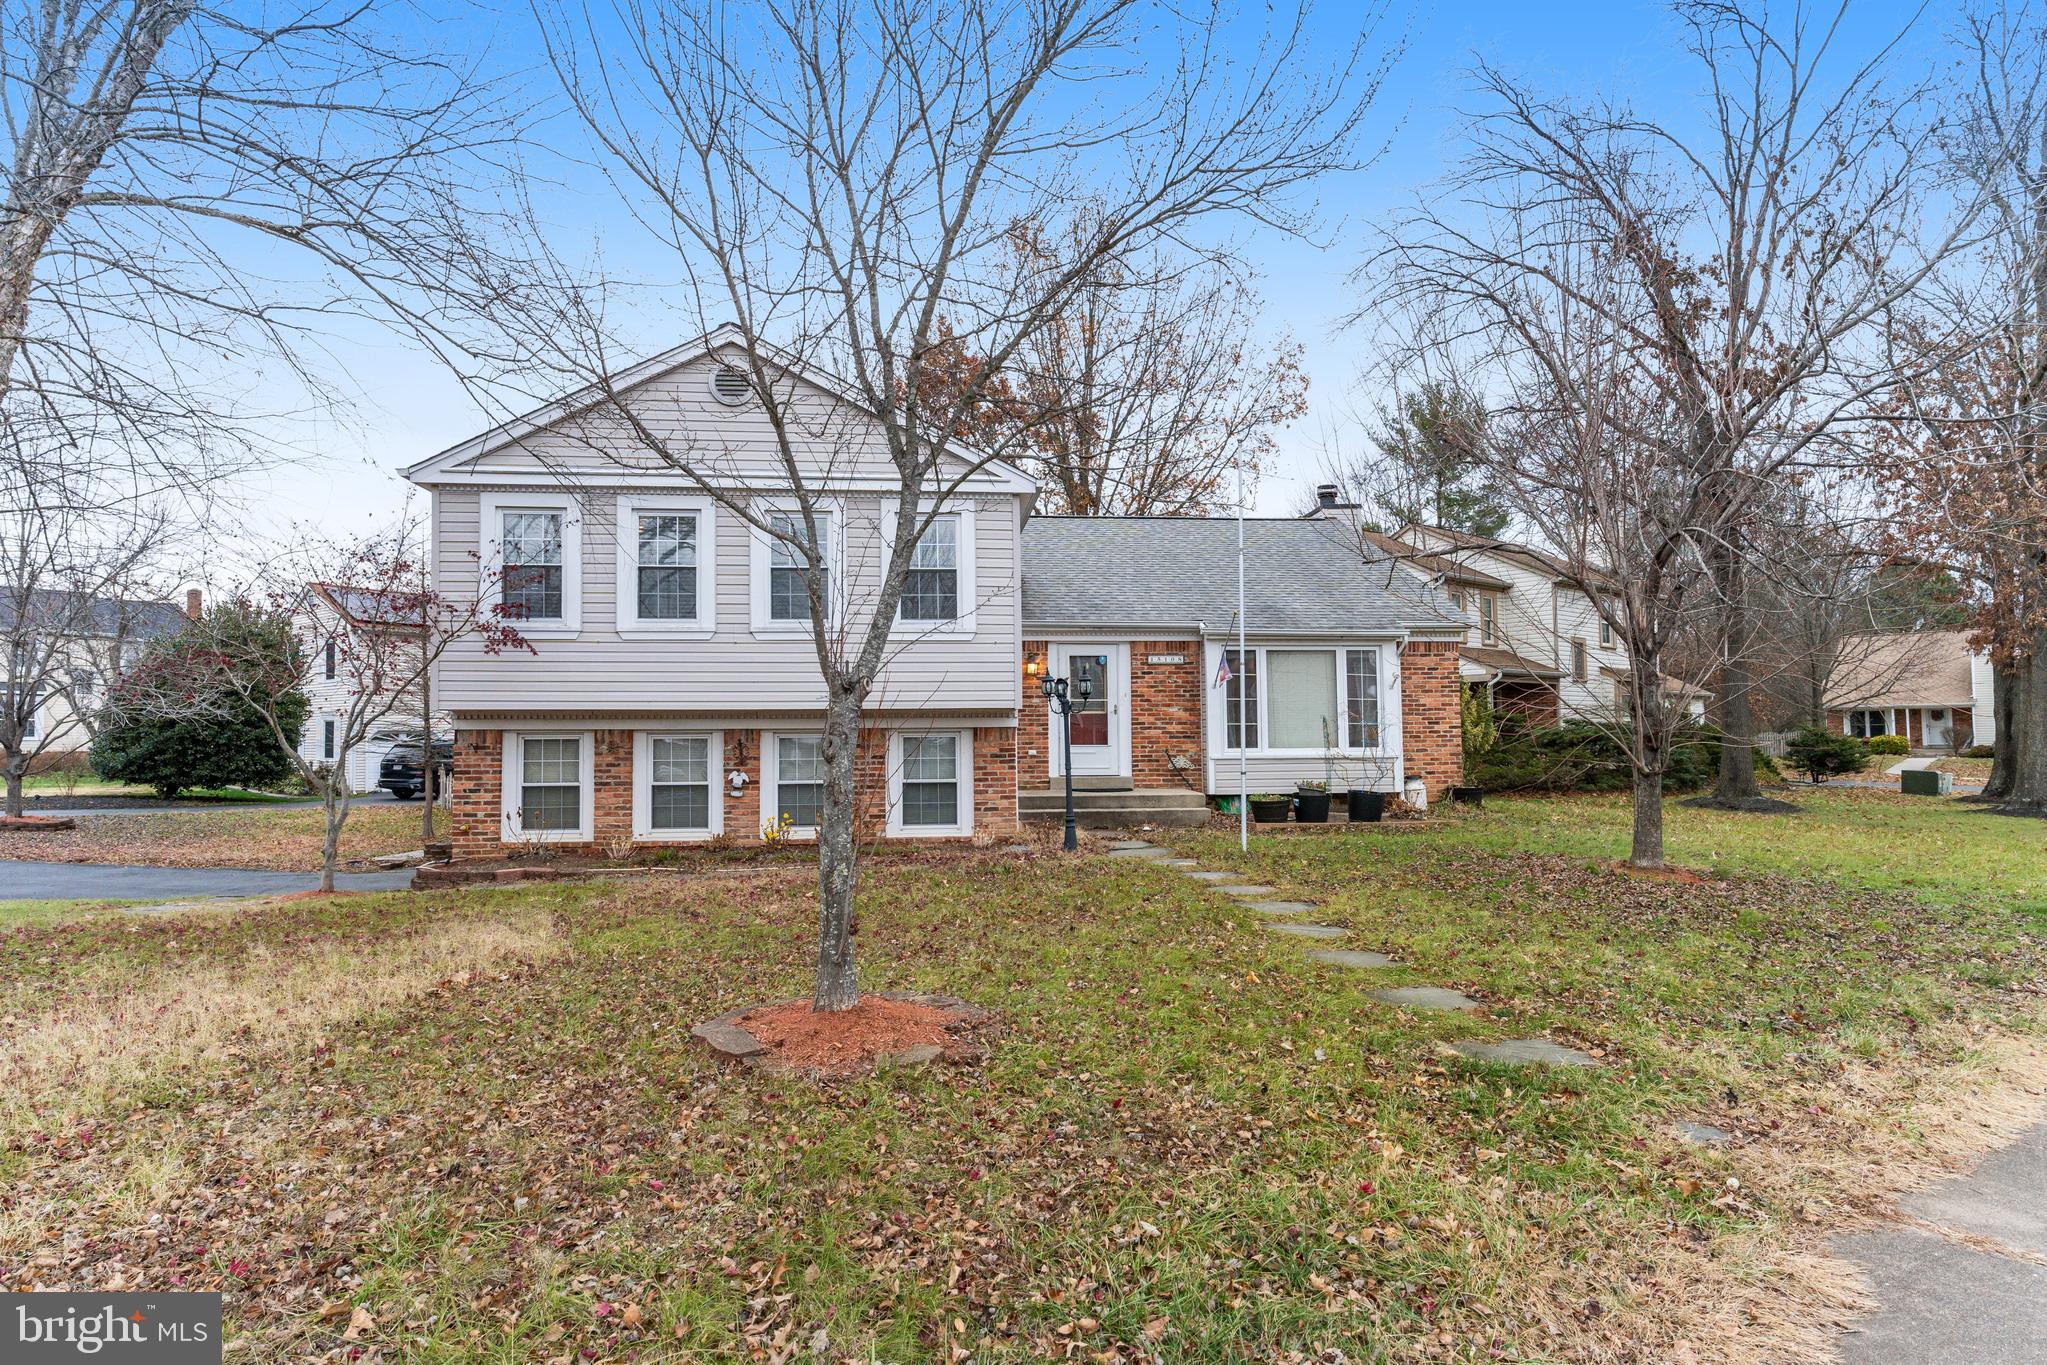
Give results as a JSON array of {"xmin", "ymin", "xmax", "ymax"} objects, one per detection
[
  {"xmin": 1847, "ymin": 709, "xmax": 1887, "ymax": 739},
  {"xmin": 897, "ymin": 733, "xmax": 965, "ymax": 832},
  {"xmin": 518, "ymin": 735, "xmax": 583, "ymax": 833},
  {"xmin": 647, "ymin": 734, "xmax": 713, "ymax": 834},
  {"xmin": 772, "ymin": 735, "xmax": 824, "ymax": 831},
  {"xmin": 322, "ymin": 718, "xmax": 337, "ymax": 761}
]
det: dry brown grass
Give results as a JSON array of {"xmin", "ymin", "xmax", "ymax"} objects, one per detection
[
  {"xmin": 0, "ymin": 907, "xmax": 562, "ymax": 1145},
  {"xmin": 0, "ymin": 803, "xmax": 444, "ymax": 871}
]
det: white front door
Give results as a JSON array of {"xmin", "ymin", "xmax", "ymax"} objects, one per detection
[
  {"xmin": 1051, "ymin": 643, "xmax": 1129, "ymax": 779},
  {"xmin": 1925, "ymin": 708, "xmax": 1951, "ymax": 749}
]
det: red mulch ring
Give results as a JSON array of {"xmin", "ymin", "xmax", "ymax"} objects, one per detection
[
  {"xmin": 709, "ymin": 992, "xmax": 996, "ymax": 1078},
  {"xmin": 1611, "ymin": 860, "xmax": 1710, "ymax": 885},
  {"xmin": 0, "ymin": 814, "xmax": 74, "ymax": 831}
]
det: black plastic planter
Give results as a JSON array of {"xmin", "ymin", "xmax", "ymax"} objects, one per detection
[
  {"xmin": 1249, "ymin": 797, "xmax": 1293, "ymax": 824},
  {"xmin": 1347, "ymin": 789, "xmax": 1386, "ymax": 822},
  {"xmin": 1294, "ymin": 789, "xmax": 1331, "ymax": 823}
]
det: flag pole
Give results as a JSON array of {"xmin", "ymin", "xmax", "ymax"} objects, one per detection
[{"xmin": 1237, "ymin": 455, "xmax": 1248, "ymax": 854}]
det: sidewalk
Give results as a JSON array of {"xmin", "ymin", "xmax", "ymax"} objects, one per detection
[{"xmin": 1837, "ymin": 1123, "xmax": 2047, "ymax": 1361}]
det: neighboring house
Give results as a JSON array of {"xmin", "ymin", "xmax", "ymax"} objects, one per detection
[
  {"xmin": 1824, "ymin": 629, "xmax": 1993, "ymax": 752},
  {"xmin": 296, "ymin": 582, "xmax": 449, "ymax": 793},
  {"xmin": 405, "ymin": 328, "xmax": 1468, "ymax": 859},
  {"xmin": 0, "ymin": 588, "xmax": 192, "ymax": 767}
]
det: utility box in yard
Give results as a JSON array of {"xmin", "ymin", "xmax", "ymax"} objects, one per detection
[{"xmin": 1900, "ymin": 768, "xmax": 1954, "ymax": 797}]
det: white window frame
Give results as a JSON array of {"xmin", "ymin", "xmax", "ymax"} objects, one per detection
[
  {"xmin": 321, "ymin": 716, "xmax": 337, "ymax": 761},
  {"xmin": 760, "ymin": 729, "xmax": 826, "ymax": 837},
  {"xmin": 1478, "ymin": 593, "xmax": 1498, "ymax": 645},
  {"xmin": 1213, "ymin": 643, "xmax": 1392, "ymax": 758},
  {"xmin": 632, "ymin": 729, "xmax": 724, "ymax": 841},
  {"xmin": 1847, "ymin": 709, "xmax": 1887, "ymax": 740},
  {"xmin": 749, "ymin": 501, "xmax": 843, "ymax": 636},
  {"xmin": 481, "ymin": 492, "xmax": 582, "ymax": 638},
  {"xmin": 886, "ymin": 729, "xmax": 973, "ymax": 837},
  {"xmin": 613, "ymin": 495, "xmax": 717, "ymax": 636},
  {"xmin": 881, "ymin": 504, "xmax": 978, "ymax": 637},
  {"xmin": 500, "ymin": 730, "xmax": 595, "ymax": 843},
  {"xmin": 1599, "ymin": 618, "xmax": 1614, "ymax": 648}
]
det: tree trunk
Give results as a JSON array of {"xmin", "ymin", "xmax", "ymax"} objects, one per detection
[
  {"xmin": 1980, "ymin": 666, "xmax": 2018, "ymax": 803},
  {"xmin": 420, "ymin": 672, "xmax": 437, "ymax": 844},
  {"xmin": 1711, "ymin": 545, "xmax": 1762, "ymax": 804},
  {"xmin": 812, "ymin": 692, "xmax": 863, "ymax": 1013},
  {"xmin": 1629, "ymin": 759, "xmax": 1665, "ymax": 869},
  {"xmin": 2004, "ymin": 635, "xmax": 2047, "ymax": 812},
  {"xmin": 320, "ymin": 784, "xmax": 350, "ymax": 894},
  {"xmin": 3, "ymin": 758, "xmax": 23, "ymax": 818}
]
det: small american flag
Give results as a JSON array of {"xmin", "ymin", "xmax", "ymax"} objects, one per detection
[{"xmin": 1213, "ymin": 652, "xmax": 1233, "ymax": 688}]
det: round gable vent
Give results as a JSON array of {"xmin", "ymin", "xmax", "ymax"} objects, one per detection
[{"xmin": 710, "ymin": 365, "xmax": 752, "ymax": 406}]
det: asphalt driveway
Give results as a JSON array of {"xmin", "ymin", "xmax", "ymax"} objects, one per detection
[{"xmin": 0, "ymin": 859, "xmax": 414, "ymax": 902}]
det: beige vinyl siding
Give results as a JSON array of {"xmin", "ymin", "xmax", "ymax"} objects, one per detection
[{"xmin": 434, "ymin": 486, "xmax": 1022, "ymax": 716}]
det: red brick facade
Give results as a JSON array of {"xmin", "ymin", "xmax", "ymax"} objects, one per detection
[
  {"xmin": 1399, "ymin": 640, "xmax": 1465, "ymax": 799},
  {"xmin": 451, "ymin": 721, "xmax": 1020, "ymax": 860},
  {"xmin": 1018, "ymin": 639, "xmax": 1204, "ymax": 790}
]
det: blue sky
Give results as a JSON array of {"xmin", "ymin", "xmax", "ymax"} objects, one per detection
[{"xmin": 246, "ymin": 0, "xmax": 1935, "ymax": 541}]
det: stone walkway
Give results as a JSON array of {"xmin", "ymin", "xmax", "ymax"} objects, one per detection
[{"xmin": 1105, "ymin": 838, "xmax": 1594, "ymax": 1070}]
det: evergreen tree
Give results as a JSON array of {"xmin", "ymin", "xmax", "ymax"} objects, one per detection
[{"xmin": 1369, "ymin": 382, "xmax": 1508, "ymax": 536}]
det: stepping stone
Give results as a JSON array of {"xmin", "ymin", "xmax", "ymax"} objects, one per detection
[
  {"xmin": 1451, "ymin": 1039, "xmax": 1601, "ymax": 1067},
  {"xmin": 1216, "ymin": 884, "xmax": 1275, "ymax": 897},
  {"xmin": 1368, "ymin": 986, "xmax": 1481, "ymax": 1012},
  {"xmin": 1675, "ymin": 1120, "xmax": 1732, "ymax": 1146},
  {"xmin": 1107, "ymin": 840, "xmax": 1155, "ymax": 850},
  {"xmin": 1266, "ymin": 923, "xmax": 1346, "ymax": 939},
  {"xmin": 1307, "ymin": 949, "xmax": 1395, "ymax": 969},
  {"xmin": 1153, "ymin": 858, "xmax": 1200, "ymax": 868},
  {"xmin": 1242, "ymin": 900, "xmax": 1318, "ymax": 916},
  {"xmin": 1107, "ymin": 847, "xmax": 1172, "ymax": 859},
  {"xmin": 1182, "ymin": 870, "xmax": 1236, "ymax": 882}
]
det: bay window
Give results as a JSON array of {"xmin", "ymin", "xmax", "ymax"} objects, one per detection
[{"xmin": 1219, "ymin": 644, "xmax": 1389, "ymax": 754}]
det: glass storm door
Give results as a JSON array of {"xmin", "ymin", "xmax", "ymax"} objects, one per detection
[{"xmin": 1054, "ymin": 645, "xmax": 1124, "ymax": 777}]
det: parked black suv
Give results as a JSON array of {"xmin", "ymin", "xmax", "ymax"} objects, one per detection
[{"xmin": 379, "ymin": 735, "xmax": 453, "ymax": 800}]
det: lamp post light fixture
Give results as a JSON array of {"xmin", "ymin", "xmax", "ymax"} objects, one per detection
[{"xmin": 1039, "ymin": 666, "xmax": 1094, "ymax": 852}]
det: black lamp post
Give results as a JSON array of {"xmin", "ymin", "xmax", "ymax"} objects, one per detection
[{"xmin": 1038, "ymin": 666, "xmax": 1094, "ymax": 851}]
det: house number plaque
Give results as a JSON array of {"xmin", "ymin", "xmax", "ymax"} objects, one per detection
[{"xmin": 1146, "ymin": 653, "xmax": 1187, "ymax": 664}]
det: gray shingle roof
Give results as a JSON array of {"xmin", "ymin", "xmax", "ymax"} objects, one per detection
[
  {"xmin": 1021, "ymin": 517, "xmax": 1463, "ymax": 635},
  {"xmin": 0, "ymin": 588, "xmax": 186, "ymax": 640}
]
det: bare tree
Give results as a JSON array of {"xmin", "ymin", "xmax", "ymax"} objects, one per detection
[
  {"xmin": 115, "ymin": 531, "xmax": 526, "ymax": 890},
  {"xmin": 1375, "ymin": 1, "xmax": 1977, "ymax": 815},
  {"xmin": 0, "ymin": 483, "xmax": 175, "ymax": 815},
  {"xmin": 0, "ymin": 0, "xmax": 519, "ymax": 518},
  {"xmin": 923, "ymin": 222, "xmax": 1309, "ymax": 515},
  {"xmin": 490, "ymin": 0, "xmax": 1390, "ymax": 1010}
]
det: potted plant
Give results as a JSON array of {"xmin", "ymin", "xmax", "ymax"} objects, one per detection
[
  {"xmin": 1294, "ymin": 780, "xmax": 1331, "ymax": 823},
  {"xmin": 1348, "ymin": 787, "xmax": 1386, "ymax": 822},
  {"xmin": 1249, "ymin": 792, "xmax": 1293, "ymax": 824}
]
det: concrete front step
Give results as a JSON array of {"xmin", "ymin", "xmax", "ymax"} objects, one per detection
[{"xmin": 1020, "ymin": 787, "xmax": 1211, "ymax": 829}]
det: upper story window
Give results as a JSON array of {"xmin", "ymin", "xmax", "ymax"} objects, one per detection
[
  {"xmin": 1571, "ymin": 639, "xmax": 1588, "ymax": 683},
  {"xmin": 769, "ymin": 511, "xmax": 829, "ymax": 621},
  {"xmin": 900, "ymin": 514, "xmax": 959, "ymax": 622},
  {"xmin": 323, "ymin": 639, "xmax": 338, "ymax": 679},
  {"xmin": 322, "ymin": 717, "xmax": 336, "ymax": 760},
  {"xmin": 1599, "ymin": 618, "xmax": 1614, "ymax": 648},
  {"xmin": 483, "ymin": 494, "xmax": 581, "ymax": 636},
  {"xmin": 502, "ymin": 510, "xmax": 565, "ymax": 621},
  {"xmin": 615, "ymin": 496, "xmax": 715, "ymax": 634},
  {"xmin": 1478, "ymin": 593, "xmax": 1498, "ymax": 644}
]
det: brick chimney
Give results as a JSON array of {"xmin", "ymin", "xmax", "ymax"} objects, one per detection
[{"xmin": 185, "ymin": 587, "xmax": 202, "ymax": 620}]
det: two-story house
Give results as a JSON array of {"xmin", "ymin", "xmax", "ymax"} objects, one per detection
[
  {"xmin": 1, "ymin": 587, "xmax": 192, "ymax": 770},
  {"xmin": 407, "ymin": 329, "xmax": 1466, "ymax": 859},
  {"xmin": 296, "ymin": 582, "xmax": 452, "ymax": 793}
]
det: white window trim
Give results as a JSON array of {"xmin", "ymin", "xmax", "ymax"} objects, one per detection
[
  {"xmin": 887, "ymin": 728, "xmax": 974, "ymax": 837},
  {"xmin": 613, "ymin": 495, "xmax": 717, "ymax": 636},
  {"xmin": 500, "ymin": 729, "xmax": 595, "ymax": 843},
  {"xmin": 760, "ymin": 729, "xmax": 825, "ymax": 838},
  {"xmin": 1211, "ymin": 643, "xmax": 1394, "ymax": 758},
  {"xmin": 748, "ymin": 500, "xmax": 843, "ymax": 636},
  {"xmin": 880, "ymin": 503, "xmax": 978, "ymax": 638},
  {"xmin": 632, "ymin": 729, "xmax": 725, "ymax": 841},
  {"xmin": 481, "ymin": 492, "xmax": 583, "ymax": 638},
  {"xmin": 321, "ymin": 716, "xmax": 337, "ymax": 761}
]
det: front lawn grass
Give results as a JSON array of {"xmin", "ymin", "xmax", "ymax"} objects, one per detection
[
  {"xmin": 2, "ymin": 792, "xmax": 2043, "ymax": 1361},
  {"xmin": 22, "ymin": 773, "xmax": 300, "ymax": 802},
  {"xmin": 0, "ymin": 802, "xmax": 445, "ymax": 870}
]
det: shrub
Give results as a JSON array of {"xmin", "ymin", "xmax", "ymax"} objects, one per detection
[
  {"xmin": 1783, "ymin": 725, "xmax": 1871, "ymax": 783},
  {"xmin": 1865, "ymin": 734, "xmax": 1911, "ymax": 756},
  {"xmin": 1467, "ymin": 721, "xmax": 1716, "ymax": 794},
  {"xmin": 1965, "ymin": 743, "xmax": 1995, "ymax": 759},
  {"xmin": 91, "ymin": 606, "xmax": 308, "ymax": 798}
]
